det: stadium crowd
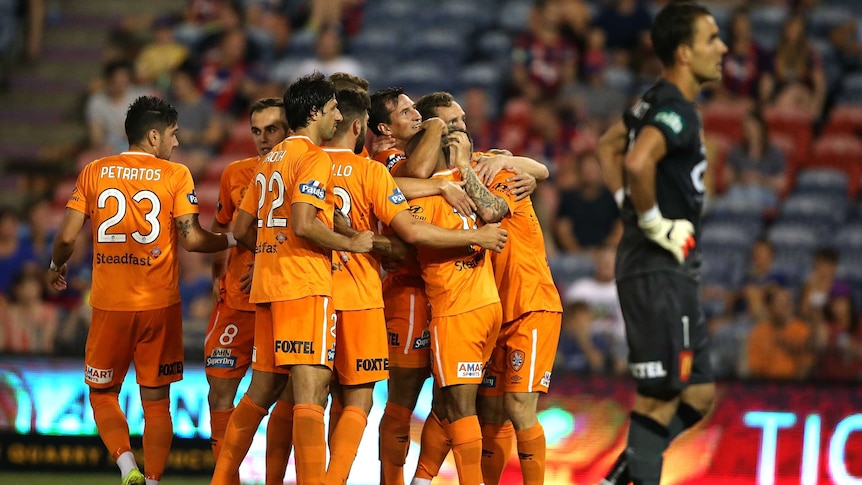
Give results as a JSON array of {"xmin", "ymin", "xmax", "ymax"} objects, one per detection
[{"xmin": 1, "ymin": 0, "xmax": 862, "ymax": 384}]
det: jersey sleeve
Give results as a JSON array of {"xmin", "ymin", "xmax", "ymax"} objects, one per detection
[
  {"xmin": 172, "ymin": 164, "xmax": 200, "ymax": 218},
  {"xmin": 66, "ymin": 165, "xmax": 90, "ymax": 214},
  {"xmin": 293, "ymin": 151, "xmax": 331, "ymax": 210},
  {"xmin": 368, "ymin": 162, "xmax": 409, "ymax": 226},
  {"xmin": 239, "ymin": 173, "xmax": 259, "ymax": 216},
  {"xmin": 644, "ymin": 100, "xmax": 698, "ymax": 152},
  {"xmin": 215, "ymin": 164, "xmax": 236, "ymax": 225},
  {"xmin": 374, "ymin": 149, "xmax": 407, "ymax": 174}
]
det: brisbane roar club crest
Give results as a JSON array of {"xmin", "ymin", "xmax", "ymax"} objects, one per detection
[{"xmin": 510, "ymin": 350, "xmax": 525, "ymax": 372}]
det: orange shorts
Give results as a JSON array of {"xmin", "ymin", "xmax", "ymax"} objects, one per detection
[
  {"xmin": 334, "ymin": 308, "xmax": 389, "ymax": 385},
  {"xmin": 384, "ymin": 285, "xmax": 432, "ymax": 369},
  {"xmin": 253, "ymin": 296, "xmax": 336, "ymax": 370},
  {"xmin": 204, "ymin": 301, "xmax": 255, "ymax": 379},
  {"xmin": 251, "ymin": 304, "xmax": 290, "ymax": 375},
  {"xmin": 479, "ymin": 311, "xmax": 562, "ymax": 396},
  {"xmin": 430, "ymin": 302, "xmax": 502, "ymax": 388},
  {"xmin": 85, "ymin": 303, "xmax": 184, "ymax": 389}
]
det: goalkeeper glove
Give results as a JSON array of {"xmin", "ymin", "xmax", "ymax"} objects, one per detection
[{"xmin": 638, "ymin": 206, "xmax": 695, "ymax": 264}]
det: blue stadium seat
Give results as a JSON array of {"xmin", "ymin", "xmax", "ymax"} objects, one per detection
[
  {"xmin": 807, "ymin": 6, "xmax": 852, "ymax": 39},
  {"xmin": 777, "ymin": 193, "xmax": 847, "ymax": 229},
  {"xmin": 767, "ymin": 223, "xmax": 821, "ymax": 252},
  {"xmin": 793, "ymin": 167, "xmax": 849, "ymax": 197},
  {"xmin": 700, "ymin": 222, "xmax": 758, "ymax": 253},
  {"xmin": 476, "ymin": 30, "xmax": 513, "ymax": 63},
  {"xmin": 549, "ymin": 253, "xmax": 595, "ymax": 289},
  {"xmin": 702, "ymin": 249, "xmax": 747, "ymax": 289},
  {"xmin": 389, "ymin": 61, "xmax": 456, "ymax": 97},
  {"xmin": 497, "ymin": 0, "xmax": 533, "ymax": 33},
  {"xmin": 837, "ymin": 73, "xmax": 862, "ymax": 105}
]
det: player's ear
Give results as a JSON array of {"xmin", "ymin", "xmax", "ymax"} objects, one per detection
[
  {"xmin": 378, "ymin": 123, "xmax": 392, "ymax": 136},
  {"xmin": 352, "ymin": 119, "xmax": 362, "ymax": 137},
  {"xmin": 148, "ymin": 128, "xmax": 159, "ymax": 146}
]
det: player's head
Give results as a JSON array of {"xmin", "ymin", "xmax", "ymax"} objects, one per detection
[
  {"xmin": 284, "ymin": 72, "xmax": 341, "ymax": 140},
  {"xmin": 442, "ymin": 127, "xmax": 474, "ymax": 167},
  {"xmin": 249, "ymin": 97, "xmax": 288, "ymax": 157},
  {"xmin": 334, "ymin": 88, "xmax": 371, "ymax": 154},
  {"xmin": 125, "ymin": 95, "xmax": 179, "ymax": 160},
  {"xmin": 415, "ymin": 92, "xmax": 467, "ymax": 132},
  {"xmin": 651, "ymin": 2, "xmax": 726, "ymax": 83},
  {"xmin": 368, "ymin": 87, "xmax": 421, "ymax": 140},
  {"xmin": 329, "ymin": 72, "xmax": 370, "ymax": 92}
]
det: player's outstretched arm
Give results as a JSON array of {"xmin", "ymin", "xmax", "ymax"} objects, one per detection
[
  {"xmin": 448, "ymin": 132, "xmax": 509, "ymax": 224},
  {"xmin": 175, "ymin": 213, "xmax": 235, "ymax": 253},
  {"xmin": 233, "ymin": 209, "xmax": 258, "ymax": 252},
  {"xmin": 394, "ymin": 177, "xmax": 476, "ymax": 216},
  {"xmin": 397, "ymin": 117, "xmax": 448, "ymax": 179},
  {"xmin": 389, "ymin": 210, "xmax": 507, "ymax": 253},
  {"xmin": 210, "ymin": 217, "xmax": 231, "ymax": 283},
  {"xmin": 474, "ymin": 153, "xmax": 549, "ymax": 185},
  {"xmin": 47, "ymin": 208, "xmax": 87, "ymax": 291},
  {"xmin": 292, "ymin": 202, "xmax": 373, "ymax": 253}
]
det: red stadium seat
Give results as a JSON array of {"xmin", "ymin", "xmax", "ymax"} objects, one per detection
[
  {"xmin": 823, "ymin": 104, "xmax": 862, "ymax": 136},
  {"xmin": 705, "ymin": 132, "xmax": 732, "ymax": 194},
  {"xmin": 702, "ymin": 101, "xmax": 748, "ymax": 142},
  {"xmin": 221, "ymin": 120, "xmax": 255, "ymax": 156},
  {"xmin": 764, "ymin": 105, "xmax": 814, "ymax": 159},
  {"xmin": 203, "ymin": 153, "xmax": 246, "ymax": 184},
  {"xmin": 806, "ymin": 134, "xmax": 862, "ymax": 197},
  {"xmin": 195, "ymin": 181, "xmax": 221, "ymax": 214}
]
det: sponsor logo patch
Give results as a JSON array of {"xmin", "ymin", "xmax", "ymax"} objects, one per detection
[
  {"xmin": 299, "ymin": 180, "xmax": 326, "ymax": 200},
  {"xmin": 85, "ymin": 365, "xmax": 114, "ymax": 384},
  {"xmin": 629, "ymin": 361, "xmax": 668, "ymax": 379},
  {"xmin": 187, "ymin": 190, "xmax": 198, "ymax": 205},
  {"xmin": 540, "ymin": 371, "xmax": 551, "ymax": 387},
  {"xmin": 206, "ymin": 356, "xmax": 237, "ymax": 368},
  {"xmin": 412, "ymin": 329, "xmax": 430, "ymax": 350},
  {"xmin": 457, "ymin": 361, "xmax": 483, "ymax": 378},
  {"xmin": 481, "ymin": 375, "xmax": 497, "ymax": 388},
  {"xmin": 275, "ymin": 231, "xmax": 287, "ymax": 244},
  {"xmin": 388, "ymin": 188, "xmax": 407, "ymax": 205},
  {"xmin": 158, "ymin": 361, "xmax": 183, "ymax": 377},
  {"xmin": 654, "ymin": 110, "xmax": 684, "ymax": 134},
  {"xmin": 385, "ymin": 154, "xmax": 406, "ymax": 171}
]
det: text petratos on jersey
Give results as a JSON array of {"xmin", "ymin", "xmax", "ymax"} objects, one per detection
[{"xmin": 99, "ymin": 166, "xmax": 162, "ymax": 181}]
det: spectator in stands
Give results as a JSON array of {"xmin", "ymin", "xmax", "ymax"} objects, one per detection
[
  {"xmin": 746, "ymin": 284, "xmax": 814, "ymax": 380},
  {"xmin": 134, "ymin": 14, "xmax": 189, "ymax": 91},
  {"xmin": 511, "ymin": 0, "xmax": 578, "ymax": 100},
  {"xmin": 800, "ymin": 247, "xmax": 843, "ymax": 325},
  {"xmin": 0, "ymin": 207, "xmax": 37, "ymax": 296},
  {"xmin": 168, "ymin": 63, "xmax": 225, "ymax": 175},
  {"xmin": 555, "ymin": 301, "xmax": 605, "ymax": 373},
  {"xmin": 85, "ymin": 60, "xmax": 151, "ymax": 153},
  {"xmin": 198, "ymin": 28, "xmax": 264, "ymax": 117},
  {"xmin": 244, "ymin": 0, "xmax": 293, "ymax": 58},
  {"xmin": 554, "ymin": 151, "xmax": 621, "ymax": 253},
  {"xmin": 19, "ymin": 197, "xmax": 55, "ymax": 263},
  {"xmin": 761, "ymin": 14, "xmax": 826, "ymax": 118},
  {"xmin": 0, "ymin": 0, "xmax": 44, "ymax": 91},
  {"xmin": 812, "ymin": 282, "xmax": 862, "ymax": 381},
  {"xmin": 563, "ymin": 244, "xmax": 627, "ymax": 374},
  {"xmin": 461, "ymin": 86, "xmax": 499, "ymax": 152},
  {"xmin": 720, "ymin": 108, "xmax": 786, "ymax": 213},
  {"xmin": 736, "ymin": 238, "xmax": 787, "ymax": 322},
  {"xmin": 716, "ymin": 6, "xmax": 771, "ymax": 102},
  {"xmin": 0, "ymin": 269, "xmax": 59, "ymax": 354},
  {"xmin": 829, "ymin": 18, "xmax": 862, "ymax": 75},
  {"xmin": 591, "ymin": 0, "xmax": 651, "ymax": 69},
  {"xmin": 276, "ymin": 23, "xmax": 362, "ymax": 83}
]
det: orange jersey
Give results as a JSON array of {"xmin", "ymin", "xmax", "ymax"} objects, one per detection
[
  {"xmin": 215, "ymin": 156, "xmax": 258, "ymax": 312},
  {"xmin": 326, "ymin": 148, "xmax": 409, "ymax": 311},
  {"xmin": 373, "ymin": 148, "xmax": 407, "ymax": 174},
  {"xmin": 239, "ymin": 135, "xmax": 334, "ymax": 303},
  {"xmin": 486, "ymin": 170, "xmax": 563, "ymax": 321},
  {"xmin": 410, "ymin": 189, "xmax": 499, "ymax": 318},
  {"xmin": 67, "ymin": 152, "xmax": 199, "ymax": 311}
]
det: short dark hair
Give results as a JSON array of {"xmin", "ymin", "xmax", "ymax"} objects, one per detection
[
  {"xmin": 283, "ymin": 72, "xmax": 336, "ymax": 131},
  {"xmin": 414, "ymin": 91, "xmax": 456, "ymax": 121},
  {"xmin": 329, "ymin": 72, "xmax": 370, "ymax": 92},
  {"xmin": 125, "ymin": 96, "xmax": 178, "ymax": 145},
  {"xmin": 249, "ymin": 97, "xmax": 287, "ymax": 128},
  {"xmin": 368, "ymin": 87, "xmax": 406, "ymax": 136},
  {"xmin": 651, "ymin": 2, "xmax": 713, "ymax": 67},
  {"xmin": 333, "ymin": 88, "xmax": 370, "ymax": 138}
]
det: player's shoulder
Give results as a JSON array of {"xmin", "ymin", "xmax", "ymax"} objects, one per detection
[
  {"xmin": 226, "ymin": 155, "xmax": 260, "ymax": 171},
  {"xmin": 373, "ymin": 148, "xmax": 407, "ymax": 172}
]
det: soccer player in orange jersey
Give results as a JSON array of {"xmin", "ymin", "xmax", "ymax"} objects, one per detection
[
  {"xmin": 205, "ymin": 97, "xmax": 294, "ymax": 485},
  {"xmin": 47, "ymin": 95, "xmax": 237, "ymax": 485},
  {"xmin": 211, "ymin": 72, "xmax": 374, "ymax": 485},
  {"xmin": 323, "ymin": 89, "xmax": 507, "ymax": 485}
]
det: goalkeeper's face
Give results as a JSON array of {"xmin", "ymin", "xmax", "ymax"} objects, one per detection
[{"xmin": 157, "ymin": 124, "xmax": 180, "ymax": 160}]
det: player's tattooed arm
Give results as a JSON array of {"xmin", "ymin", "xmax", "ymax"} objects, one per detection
[
  {"xmin": 176, "ymin": 215, "xmax": 194, "ymax": 239},
  {"xmin": 447, "ymin": 132, "xmax": 509, "ymax": 223},
  {"xmin": 175, "ymin": 213, "xmax": 233, "ymax": 253}
]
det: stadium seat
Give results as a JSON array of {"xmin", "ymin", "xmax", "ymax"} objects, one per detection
[
  {"xmin": 770, "ymin": 132, "xmax": 799, "ymax": 179},
  {"xmin": 389, "ymin": 61, "xmax": 458, "ymax": 98},
  {"xmin": 203, "ymin": 153, "xmax": 244, "ymax": 184},
  {"xmin": 704, "ymin": 132, "xmax": 732, "ymax": 194},
  {"xmin": 807, "ymin": 134, "xmax": 862, "ymax": 197},
  {"xmin": 221, "ymin": 119, "xmax": 256, "ymax": 156},
  {"xmin": 750, "ymin": 5, "xmax": 787, "ymax": 51},
  {"xmin": 834, "ymin": 224, "xmax": 862, "ymax": 263},
  {"xmin": 771, "ymin": 248, "xmax": 812, "ymax": 290},
  {"xmin": 837, "ymin": 73, "xmax": 862, "ymax": 105},
  {"xmin": 701, "ymin": 102, "xmax": 748, "ymax": 141},
  {"xmin": 404, "ymin": 29, "xmax": 468, "ymax": 70},
  {"xmin": 476, "ymin": 30, "xmax": 513, "ymax": 64},
  {"xmin": 777, "ymin": 193, "xmax": 847, "ymax": 233},
  {"xmin": 764, "ymin": 105, "xmax": 814, "ymax": 159},
  {"xmin": 195, "ymin": 181, "xmax": 220, "ymax": 214},
  {"xmin": 793, "ymin": 167, "xmax": 849, "ymax": 197},
  {"xmin": 768, "ymin": 222, "xmax": 821, "ymax": 251},
  {"xmin": 548, "ymin": 253, "xmax": 594, "ymax": 290},
  {"xmin": 700, "ymin": 221, "xmax": 759, "ymax": 253},
  {"xmin": 498, "ymin": 0, "xmax": 533, "ymax": 34},
  {"xmin": 702, "ymin": 249, "xmax": 747, "ymax": 289},
  {"xmin": 807, "ymin": 6, "xmax": 852, "ymax": 38},
  {"xmin": 822, "ymin": 104, "xmax": 862, "ymax": 137}
]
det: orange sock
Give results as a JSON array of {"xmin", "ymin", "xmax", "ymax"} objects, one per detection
[
  {"xmin": 448, "ymin": 416, "xmax": 484, "ymax": 485},
  {"xmin": 212, "ymin": 395, "xmax": 268, "ymax": 485},
  {"xmin": 328, "ymin": 395, "xmax": 343, "ymax": 446},
  {"xmin": 89, "ymin": 391, "xmax": 131, "ymax": 460},
  {"xmin": 266, "ymin": 400, "xmax": 294, "ymax": 485},
  {"xmin": 480, "ymin": 422, "xmax": 515, "ymax": 485},
  {"xmin": 141, "ymin": 399, "xmax": 173, "ymax": 482},
  {"xmin": 516, "ymin": 423, "xmax": 546, "ymax": 485},
  {"xmin": 325, "ymin": 406, "xmax": 368, "ymax": 485},
  {"xmin": 210, "ymin": 408, "xmax": 234, "ymax": 463},
  {"xmin": 414, "ymin": 411, "xmax": 451, "ymax": 480},
  {"xmin": 379, "ymin": 402, "xmax": 412, "ymax": 485},
  {"xmin": 293, "ymin": 404, "xmax": 327, "ymax": 485}
]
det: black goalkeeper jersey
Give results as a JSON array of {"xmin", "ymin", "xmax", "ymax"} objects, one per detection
[{"xmin": 616, "ymin": 79, "xmax": 707, "ymax": 281}]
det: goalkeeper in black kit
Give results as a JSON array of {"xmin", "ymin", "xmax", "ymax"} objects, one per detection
[{"xmin": 594, "ymin": 2, "xmax": 728, "ymax": 485}]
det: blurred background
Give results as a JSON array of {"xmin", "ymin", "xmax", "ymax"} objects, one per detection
[{"xmin": 1, "ymin": 0, "xmax": 862, "ymax": 483}]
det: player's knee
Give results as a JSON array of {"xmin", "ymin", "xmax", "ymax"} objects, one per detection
[{"xmin": 503, "ymin": 392, "xmax": 539, "ymax": 428}]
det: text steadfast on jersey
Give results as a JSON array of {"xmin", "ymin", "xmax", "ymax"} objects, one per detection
[{"xmin": 94, "ymin": 252, "xmax": 153, "ymax": 266}]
